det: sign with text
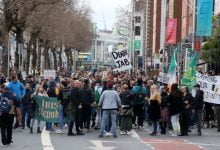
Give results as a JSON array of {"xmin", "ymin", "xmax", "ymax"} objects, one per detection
[
  {"xmin": 44, "ymin": 70, "xmax": 56, "ymax": 79},
  {"xmin": 34, "ymin": 96, "xmax": 59, "ymax": 123},
  {"xmin": 111, "ymin": 50, "xmax": 132, "ymax": 72},
  {"xmin": 166, "ymin": 18, "xmax": 177, "ymax": 44},
  {"xmin": 196, "ymin": 72, "xmax": 220, "ymax": 104},
  {"xmin": 157, "ymin": 72, "xmax": 169, "ymax": 84}
]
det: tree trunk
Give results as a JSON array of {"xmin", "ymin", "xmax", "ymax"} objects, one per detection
[
  {"xmin": 31, "ymin": 34, "xmax": 37, "ymax": 75},
  {"xmin": 1, "ymin": 31, "xmax": 9, "ymax": 75},
  {"xmin": 25, "ymin": 40, "xmax": 32, "ymax": 74},
  {"xmin": 52, "ymin": 49, "xmax": 57, "ymax": 70},
  {"xmin": 43, "ymin": 41, "xmax": 50, "ymax": 70},
  {"xmin": 14, "ymin": 28, "xmax": 24, "ymax": 71},
  {"xmin": 37, "ymin": 39, "xmax": 42, "ymax": 73},
  {"xmin": 58, "ymin": 47, "xmax": 62, "ymax": 67}
]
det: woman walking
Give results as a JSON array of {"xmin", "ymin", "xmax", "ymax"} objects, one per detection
[{"xmin": 168, "ymin": 84, "xmax": 183, "ymax": 136}]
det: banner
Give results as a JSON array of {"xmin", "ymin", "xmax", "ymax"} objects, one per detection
[
  {"xmin": 166, "ymin": 18, "xmax": 177, "ymax": 44},
  {"xmin": 34, "ymin": 96, "xmax": 60, "ymax": 123},
  {"xmin": 157, "ymin": 72, "xmax": 168, "ymax": 84},
  {"xmin": 196, "ymin": 72, "xmax": 220, "ymax": 104},
  {"xmin": 181, "ymin": 54, "xmax": 198, "ymax": 90},
  {"xmin": 196, "ymin": 0, "xmax": 213, "ymax": 36},
  {"xmin": 111, "ymin": 49, "xmax": 132, "ymax": 72},
  {"xmin": 44, "ymin": 70, "xmax": 56, "ymax": 79}
]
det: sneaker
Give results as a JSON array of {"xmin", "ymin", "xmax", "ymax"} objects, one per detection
[
  {"xmin": 150, "ymin": 132, "xmax": 157, "ymax": 136},
  {"xmin": 197, "ymin": 132, "xmax": 202, "ymax": 136},
  {"xmin": 98, "ymin": 134, "xmax": 103, "ymax": 138},
  {"xmin": 105, "ymin": 132, "xmax": 112, "ymax": 137},
  {"xmin": 56, "ymin": 129, "xmax": 63, "ymax": 134},
  {"xmin": 217, "ymin": 129, "xmax": 220, "ymax": 132},
  {"xmin": 68, "ymin": 133, "xmax": 76, "ymax": 136},
  {"xmin": 76, "ymin": 132, "xmax": 84, "ymax": 135},
  {"xmin": 18, "ymin": 127, "xmax": 22, "ymax": 132},
  {"xmin": 113, "ymin": 135, "xmax": 117, "ymax": 138},
  {"xmin": 120, "ymin": 131, "xmax": 126, "ymax": 135}
]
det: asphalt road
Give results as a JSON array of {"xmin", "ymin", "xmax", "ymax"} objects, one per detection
[{"xmin": 1, "ymin": 125, "xmax": 220, "ymax": 150}]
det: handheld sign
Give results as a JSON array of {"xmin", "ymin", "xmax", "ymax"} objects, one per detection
[
  {"xmin": 44, "ymin": 70, "xmax": 56, "ymax": 79},
  {"xmin": 111, "ymin": 49, "xmax": 132, "ymax": 72}
]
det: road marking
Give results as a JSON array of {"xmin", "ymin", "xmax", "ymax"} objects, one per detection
[
  {"xmin": 41, "ymin": 127, "xmax": 54, "ymax": 150},
  {"xmin": 87, "ymin": 140, "xmax": 116, "ymax": 150}
]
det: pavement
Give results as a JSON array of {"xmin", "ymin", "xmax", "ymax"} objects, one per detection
[{"xmin": 0, "ymin": 125, "xmax": 220, "ymax": 150}]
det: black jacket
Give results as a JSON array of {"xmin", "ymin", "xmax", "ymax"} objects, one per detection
[
  {"xmin": 168, "ymin": 93, "xmax": 183, "ymax": 116},
  {"xmin": 69, "ymin": 87, "xmax": 81, "ymax": 107},
  {"xmin": 119, "ymin": 90, "xmax": 133, "ymax": 106},
  {"xmin": 194, "ymin": 90, "xmax": 204, "ymax": 110},
  {"xmin": 21, "ymin": 89, "xmax": 33, "ymax": 105},
  {"xmin": 80, "ymin": 87, "xmax": 94, "ymax": 106}
]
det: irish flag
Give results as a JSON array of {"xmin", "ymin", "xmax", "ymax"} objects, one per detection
[{"xmin": 167, "ymin": 49, "xmax": 177, "ymax": 90}]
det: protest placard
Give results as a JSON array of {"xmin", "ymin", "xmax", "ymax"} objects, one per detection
[
  {"xmin": 196, "ymin": 72, "xmax": 220, "ymax": 104},
  {"xmin": 111, "ymin": 49, "xmax": 132, "ymax": 72},
  {"xmin": 44, "ymin": 70, "xmax": 56, "ymax": 79},
  {"xmin": 157, "ymin": 72, "xmax": 169, "ymax": 84}
]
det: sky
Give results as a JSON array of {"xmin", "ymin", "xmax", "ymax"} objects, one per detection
[{"xmin": 87, "ymin": 0, "xmax": 131, "ymax": 30}]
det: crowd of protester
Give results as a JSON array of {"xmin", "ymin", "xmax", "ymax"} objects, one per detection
[{"xmin": 0, "ymin": 70, "xmax": 220, "ymax": 146}]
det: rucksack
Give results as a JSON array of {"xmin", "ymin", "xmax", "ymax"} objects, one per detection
[
  {"xmin": 134, "ymin": 87, "xmax": 145, "ymax": 104},
  {"xmin": 61, "ymin": 88, "xmax": 70, "ymax": 107},
  {"xmin": 0, "ymin": 96, "xmax": 11, "ymax": 113}
]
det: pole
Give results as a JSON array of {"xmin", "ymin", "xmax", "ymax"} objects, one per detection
[
  {"xmin": 192, "ymin": 0, "xmax": 196, "ymax": 50},
  {"xmin": 7, "ymin": 38, "xmax": 10, "ymax": 77}
]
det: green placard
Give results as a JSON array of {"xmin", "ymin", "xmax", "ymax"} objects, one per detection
[{"xmin": 34, "ymin": 96, "xmax": 60, "ymax": 123}]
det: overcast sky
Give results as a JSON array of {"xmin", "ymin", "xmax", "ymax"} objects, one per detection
[{"xmin": 87, "ymin": 0, "xmax": 131, "ymax": 30}]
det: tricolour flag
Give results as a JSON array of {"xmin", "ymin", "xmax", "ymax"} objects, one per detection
[{"xmin": 167, "ymin": 49, "xmax": 178, "ymax": 90}]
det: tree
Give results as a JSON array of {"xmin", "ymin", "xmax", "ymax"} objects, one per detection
[{"xmin": 201, "ymin": 15, "xmax": 220, "ymax": 74}]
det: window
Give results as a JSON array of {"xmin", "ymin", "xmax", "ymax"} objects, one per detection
[
  {"xmin": 135, "ymin": 16, "xmax": 141, "ymax": 23},
  {"xmin": 135, "ymin": 26, "xmax": 141, "ymax": 36}
]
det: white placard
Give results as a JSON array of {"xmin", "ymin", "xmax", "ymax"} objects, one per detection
[
  {"xmin": 196, "ymin": 72, "xmax": 220, "ymax": 104},
  {"xmin": 44, "ymin": 70, "xmax": 56, "ymax": 80},
  {"xmin": 157, "ymin": 72, "xmax": 169, "ymax": 84},
  {"xmin": 111, "ymin": 50, "xmax": 132, "ymax": 72}
]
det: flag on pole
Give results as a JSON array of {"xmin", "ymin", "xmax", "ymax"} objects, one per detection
[
  {"xmin": 167, "ymin": 49, "xmax": 178, "ymax": 90},
  {"xmin": 181, "ymin": 53, "xmax": 198, "ymax": 90}
]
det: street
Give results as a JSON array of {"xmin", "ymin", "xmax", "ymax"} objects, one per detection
[{"xmin": 1, "ymin": 125, "xmax": 220, "ymax": 150}]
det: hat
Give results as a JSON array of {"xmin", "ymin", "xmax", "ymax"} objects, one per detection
[{"xmin": 194, "ymin": 84, "xmax": 200, "ymax": 88}]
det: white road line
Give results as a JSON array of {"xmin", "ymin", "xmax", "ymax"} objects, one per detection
[
  {"xmin": 87, "ymin": 140, "xmax": 116, "ymax": 150},
  {"xmin": 41, "ymin": 127, "xmax": 55, "ymax": 150}
]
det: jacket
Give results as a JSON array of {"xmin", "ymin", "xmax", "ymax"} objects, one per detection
[
  {"xmin": 21, "ymin": 89, "xmax": 33, "ymax": 105},
  {"xmin": 69, "ymin": 87, "xmax": 81, "ymax": 107},
  {"xmin": 80, "ymin": 87, "xmax": 94, "ymax": 106},
  {"xmin": 7, "ymin": 81, "xmax": 25, "ymax": 100},
  {"xmin": 168, "ymin": 93, "xmax": 183, "ymax": 116},
  {"xmin": 99, "ymin": 90, "xmax": 121, "ymax": 110},
  {"xmin": 119, "ymin": 90, "xmax": 133, "ymax": 106},
  {"xmin": 193, "ymin": 90, "xmax": 204, "ymax": 110}
]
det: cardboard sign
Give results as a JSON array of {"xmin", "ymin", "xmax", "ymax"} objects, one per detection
[
  {"xmin": 44, "ymin": 70, "xmax": 56, "ymax": 79},
  {"xmin": 111, "ymin": 50, "xmax": 132, "ymax": 72},
  {"xmin": 157, "ymin": 72, "xmax": 169, "ymax": 84},
  {"xmin": 196, "ymin": 72, "xmax": 220, "ymax": 104}
]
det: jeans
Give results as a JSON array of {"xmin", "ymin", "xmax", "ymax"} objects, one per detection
[
  {"xmin": 46, "ymin": 122, "xmax": 53, "ymax": 130},
  {"xmin": 59, "ymin": 105, "xmax": 64, "ymax": 129},
  {"xmin": 21, "ymin": 104, "xmax": 31, "ymax": 128},
  {"xmin": 95, "ymin": 108, "xmax": 102, "ymax": 127},
  {"xmin": 133, "ymin": 104, "xmax": 144, "ymax": 127},
  {"xmin": 195, "ymin": 109, "xmax": 202, "ymax": 133},
  {"xmin": 30, "ymin": 118, "xmax": 41, "ymax": 128},
  {"xmin": 171, "ymin": 114, "xmax": 180, "ymax": 134},
  {"xmin": 215, "ymin": 105, "xmax": 220, "ymax": 130},
  {"xmin": 100, "ymin": 110, "xmax": 117, "ymax": 136},
  {"xmin": 151, "ymin": 120, "xmax": 158, "ymax": 133}
]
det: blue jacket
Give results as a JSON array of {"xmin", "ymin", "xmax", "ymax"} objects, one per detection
[{"xmin": 7, "ymin": 81, "xmax": 25, "ymax": 100}]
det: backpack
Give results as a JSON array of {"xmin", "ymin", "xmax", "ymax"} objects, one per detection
[
  {"xmin": 134, "ymin": 87, "xmax": 145, "ymax": 104},
  {"xmin": 61, "ymin": 88, "xmax": 70, "ymax": 107},
  {"xmin": 0, "ymin": 96, "xmax": 11, "ymax": 113}
]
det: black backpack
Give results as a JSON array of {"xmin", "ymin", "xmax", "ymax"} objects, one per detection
[{"xmin": 0, "ymin": 96, "xmax": 11, "ymax": 113}]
